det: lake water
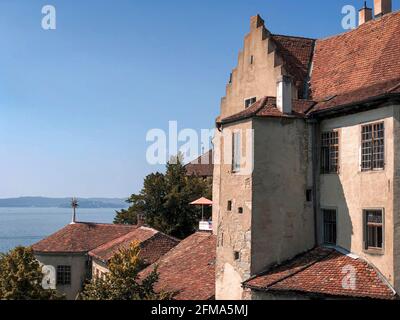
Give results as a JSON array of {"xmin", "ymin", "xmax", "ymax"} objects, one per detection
[{"xmin": 0, "ymin": 207, "xmax": 119, "ymax": 253}]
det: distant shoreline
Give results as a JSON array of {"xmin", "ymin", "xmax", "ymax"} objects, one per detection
[{"xmin": 0, "ymin": 197, "xmax": 129, "ymax": 209}]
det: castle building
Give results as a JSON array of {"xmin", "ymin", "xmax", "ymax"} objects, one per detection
[{"xmin": 212, "ymin": 0, "xmax": 400, "ymax": 300}]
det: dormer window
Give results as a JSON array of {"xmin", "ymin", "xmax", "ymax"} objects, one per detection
[{"xmin": 245, "ymin": 97, "xmax": 256, "ymax": 109}]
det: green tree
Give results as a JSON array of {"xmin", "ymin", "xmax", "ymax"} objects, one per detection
[
  {"xmin": 0, "ymin": 246, "xmax": 64, "ymax": 300},
  {"xmin": 80, "ymin": 242, "xmax": 173, "ymax": 300},
  {"xmin": 114, "ymin": 154, "xmax": 212, "ymax": 238}
]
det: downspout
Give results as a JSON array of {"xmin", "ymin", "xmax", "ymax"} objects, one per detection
[{"xmin": 310, "ymin": 119, "xmax": 319, "ymax": 246}]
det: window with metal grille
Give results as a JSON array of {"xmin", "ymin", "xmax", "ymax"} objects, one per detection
[
  {"xmin": 321, "ymin": 131, "xmax": 339, "ymax": 174},
  {"xmin": 323, "ymin": 209, "xmax": 337, "ymax": 245},
  {"xmin": 364, "ymin": 210, "xmax": 383, "ymax": 250},
  {"xmin": 244, "ymin": 97, "xmax": 256, "ymax": 108},
  {"xmin": 57, "ymin": 265, "xmax": 71, "ymax": 285},
  {"xmin": 232, "ymin": 132, "xmax": 241, "ymax": 172},
  {"xmin": 361, "ymin": 122, "xmax": 384, "ymax": 171}
]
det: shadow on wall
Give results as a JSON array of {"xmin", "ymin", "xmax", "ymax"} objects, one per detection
[{"xmin": 319, "ymin": 174, "xmax": 353, "ymax": 252}]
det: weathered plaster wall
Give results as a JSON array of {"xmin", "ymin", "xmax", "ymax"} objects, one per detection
[
  {"xmin": 392, "ymin": 104, "xmax": 400, "ymax": 292},
  {"xmin": 215, "ymin": 120, "xmax": 253, "ymax": 300},
  {"xmin": 34, "ymin": 253, "xmax": 87, "ymax": 300},
  {"xmin": 251, "ymin": 118, "xmax": 314, "ymax": 274},
  {"xmin": 318, "ymin": 106, "xmax": 395, "ymax": 286}
]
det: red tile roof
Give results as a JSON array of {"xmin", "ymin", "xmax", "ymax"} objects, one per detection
[
  {"xmin": 89, "ymin": 227, "xmax": 179, "ymax": 265},
  {"xmin": 32, "ymin": 223, "xmax": 137, "ymax": 254},
  {"xmin": 244, "ymin": 247, "xmax": 397, "ymax": 300},
  {"xmin": 271, "ymin": 35, "xmax": 315, "ymax": 98},
  {"xmin": 185, "ymin": 150, "xmax": 214, "ymax": 178},
  {"xmin": 139, "ymin": 232, "xmax": 216, "ymax": 300},
  {"xmin": 310, "ymin": 11, "xmax": 400, "ymax": 107},
  {"xmin": 220, "ymin": 96, "xmax": 315, "ymax": 124},
  {"xmin": 222, "ymin": 11, "xmax": 400, "ymax": 122},
  {"xmin": 310, "ymin": 77, "xmax": 400, "ymax": 114}
]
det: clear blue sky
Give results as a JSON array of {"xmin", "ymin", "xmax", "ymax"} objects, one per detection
[{"xmin": 0, "ymin": 0, "xmax": 398, "ymax": 198}]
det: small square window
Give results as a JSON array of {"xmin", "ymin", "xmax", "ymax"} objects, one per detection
[
  {"xmin": 238, "ymin": 207, "xmax": 244, "ymax": 214},
  {"xmin": 227, "ymin": 201, "xmax": 232, "ymax": 211},
  {"xmin": 234, "ymin": 251, "xmax": 240, "ymax": 261}
]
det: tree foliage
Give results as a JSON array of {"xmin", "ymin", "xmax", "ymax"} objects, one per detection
[
  {"xmin": 80, "ymin": 241, "xmax": 172, "ymax": 300},
  {"xmin": 0, "ymin": 246, "xmax": 64, "ymax": 300},
  {"xmin": 114, "ymin": 154, "xmax": 212, "ymax": 239}
]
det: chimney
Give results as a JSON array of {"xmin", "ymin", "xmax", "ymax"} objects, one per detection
[
  {"xmin": 250, "ymin": 14, "xmax": 264, "ymax": 31},
  {"xmin": 374, "ymin": 0, "xmax": 392, "ymax": 18},
  {"xmin": 359, "ymin": 2, "xmax": 373, "ymax": 25},
  {"xmin": 276, "ymin": 75, "xmax": 292, "ymax": 114}
]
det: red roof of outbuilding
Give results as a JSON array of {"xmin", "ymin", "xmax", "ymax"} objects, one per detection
[
  {"xmin": 89, "ymin": 226, "xmax": 179, "ymax": 264},
  {"xmin": 32, "ymin": 222, "xmax": 137, "ymax": 254}
]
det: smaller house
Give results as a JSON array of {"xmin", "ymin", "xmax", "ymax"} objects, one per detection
[
  {"xmin": 89, "ymin": 226, "xmax": 179, "ymax": 279},
  {"xmin": 32, "ymin": 222, "xmax": 179, "ymax": 299},
  {"xmin": 139, "ymin": 232, "xmax": 216, "ymax": 300}
]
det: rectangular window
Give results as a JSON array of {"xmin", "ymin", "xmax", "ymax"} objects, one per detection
[
  {"xmin": 361, "ymin": 122, "xmax": 385, "ymax": 171},
  {"xmin": 57, "ymin": 265, "xmax": 71, "ymax": 285},
  {"xmin": 321, "ymin": 131, "xmax": 339, "ymax": 174},
  {"xmin": 323, "ymin": 209, "xmax": 337, "ymax": 245},
  {"xmin": 364, "ymin": 210, "xmax": 384, "ymax": 250},
  {"xmin": 244, "ymin": 97, "xmax": 256, "ymax": 108},
  {"xmin": 227, "ymin": 201, "xmax": 232, "ymax": 211},
  {"xmin": 306, "ymin": 189, "xmax": 312, "ymax": 202},
  {"xmin": 232, "ymin": 132, "xmax": 241, "ymax": 172}
]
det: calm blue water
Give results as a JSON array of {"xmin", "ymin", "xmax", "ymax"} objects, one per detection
[{"xmin": 0, "ymin": 207, "xmax": 119, "ymax": 253}]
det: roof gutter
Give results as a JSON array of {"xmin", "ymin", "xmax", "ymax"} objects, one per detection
[{"xmin": 308, "ymin": 93, "xmax": 400, "ymax": 119}]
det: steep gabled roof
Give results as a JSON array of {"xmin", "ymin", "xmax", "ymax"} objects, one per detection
[
  {"xmin": 32, "ymin": 223, "xmax": 137, "ymax": 254},
  {"xmin": 89, "ymin": 226, "xmax": 179, "ymax": 264},
  {"xmin": 243, "ymin": 247, "xmax": 397, "ymax": 300},
  {"xmin": 139, "ymin": 232, "xmax": 216, "ymax": 300},
  {"xmin": 310, "ymin": 11, "xmax": 400, "ymax": 104}
]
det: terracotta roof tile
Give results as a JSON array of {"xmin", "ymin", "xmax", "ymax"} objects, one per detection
[
  {"xmin": 310, "ymin": 77, "xmax": 400, "ymax": 114},
  {"xmin": 220, "ymin": 97, "xmax": 315, "ymax": 124},
  {"xmin": 244, "ymin": 247, "xmax": 397, "ymax": 300},
  {"xmin": 310, "ymin": 11, "xmax": 400, "ymax": 102},
  {"xmin": 32, "ymin": 223, "xmax": 137, "ymax": 254},
  {"xmin": 89, "ymin": 227, "xmax": 179, "ymax": 265},
  {"xmin": 271, "ymin": 35, "xmax": 315, "ymax": 97},
  {"xmin": 139, "ymin": 232, "xmax": 216, "ymax": 300}
]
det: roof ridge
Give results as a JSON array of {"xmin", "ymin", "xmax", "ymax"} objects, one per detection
[
  {"xmin": 316, "ymin": 10, "xmax": 400, "ymax": 43},
  {"xmin": 271, "ymin": 33, "xmax": 316, "ymax": 41}
]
